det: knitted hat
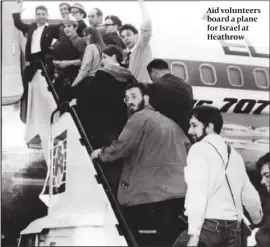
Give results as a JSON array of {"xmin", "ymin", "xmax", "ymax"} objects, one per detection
[
  {"xmin": 63, "ymin": 14, "xmax": 78, "ymax": 26},
  {"xmin": 70, "ymin": 3, "xmax": 86, "ymax": 19}
]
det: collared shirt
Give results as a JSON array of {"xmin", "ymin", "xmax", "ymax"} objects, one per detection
[
  {"xmin": 99, "ymin": 105, "xmax": 188, "ymax": 206},
  {"xmin": 128, "ymin": 20, "xmax": 152, "ymax": 84},
  {"xmin": 184, "ymin": 134, "xmax": 263, "ymax": 236},
  {"xmin": 129, "ymin": 45, "xmax": 136, "ymax": 54},
  {"xmin": 31, "ymin": 23, "xmax": 49, "ymax": 54}
]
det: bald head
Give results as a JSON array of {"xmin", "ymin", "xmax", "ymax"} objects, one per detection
[{"xmin": 88, "ymin": 8, "xmax": 103, "ymax": 27}]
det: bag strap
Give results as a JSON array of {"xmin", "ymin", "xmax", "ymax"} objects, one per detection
[{"xmin": 204, "ymin": 141, "xmax": 237, "ymax": 209}]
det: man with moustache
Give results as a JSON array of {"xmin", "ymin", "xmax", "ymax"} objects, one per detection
[
  {"xmin": 178, "ymin": 105, "xmax": 263, "ymax": 247},
  {"xmin": 91, "ymin": 83, "xmax": 188, "ymax": 246}
]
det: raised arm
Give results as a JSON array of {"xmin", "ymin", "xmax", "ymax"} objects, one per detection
[
  {"xmin": 138, "ymin": 0, "xmax": 152, "ymax": 48},
  {"xmin": 139, "ymin": 0, "xmax": 151, "ymax": 21},
  {"xmin": 12, "ymin": 2, "xmax": 29, "ymax": 34}
]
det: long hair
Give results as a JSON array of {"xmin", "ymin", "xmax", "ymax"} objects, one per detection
[{"xmin": 82, "ymin": 27, "xmax": 105, "ymax": 56}]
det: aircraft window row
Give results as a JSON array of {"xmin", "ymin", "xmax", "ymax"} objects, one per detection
[
  {"xmin": 199, "ymin": 64, "xmax": 217, "ymax": 85},
  {"xmin": 170, "ymin": 62, "xmax": 188, "ymax": 82},
  {"xmin": 227, "ymin": 66, "xmax": 244, "ymax": 87},
  {"xmin": 171, "ymin": 62, "xmax": 269, "ymax": 89},
  {"xmin": 254, "ymin": 68, "xmax": 269, "ymax": 89}
]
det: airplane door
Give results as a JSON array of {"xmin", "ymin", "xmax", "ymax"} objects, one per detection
[{"xmin": 2, "ymin": 1, "xmax": 24, "ymax": 105}]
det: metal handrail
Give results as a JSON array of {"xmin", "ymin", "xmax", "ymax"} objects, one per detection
[
  {"xmin": 39, "ymin": 61, "xmax": 60, "ymax": 106},
  {"xmin": 38, "ymin": 60, "xmax": 138, "ymax": 246}
]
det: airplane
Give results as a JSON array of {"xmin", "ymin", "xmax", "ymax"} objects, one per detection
[{"xmin": 2, "ymin": 1, "xmax": 269, "ymax": 246}]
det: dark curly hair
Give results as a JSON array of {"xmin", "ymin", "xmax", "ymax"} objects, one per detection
[{"xmin": 256, "ymin": 152, "xmax": 270, "ymax": 173}]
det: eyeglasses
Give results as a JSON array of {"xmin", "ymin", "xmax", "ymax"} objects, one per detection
[
  {"xmin": 123, "ymin": 94, "xmax": 139, "ymax": 104},
  {"xmin": 103, "ymin": 23, "xmax": 115, "ymax": 28}
]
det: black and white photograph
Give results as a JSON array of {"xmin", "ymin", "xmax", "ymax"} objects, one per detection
[{"xmin": 1, "ymin": 0, "xmax": 269, "ymax": 246}]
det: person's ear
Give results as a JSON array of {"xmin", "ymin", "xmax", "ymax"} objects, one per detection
[
  {"xmin": 144, "ymin": 95, "xmax": 150, "ymax": 105},
  {"xmin": 206, "ymin": 122, "xmax": 214, "ymax": 134},
  {"xmin": 112, "ymin": 54, "xmax": 117, "ymax": 63}
]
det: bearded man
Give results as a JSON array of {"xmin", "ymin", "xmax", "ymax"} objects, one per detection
[
  {"xmin": 91, "ymin": 83, "xmax": 188, "ymax": 246},
  {"xmin": 178, "ymin": 105, "xmax": 263, "ymax": 247}
]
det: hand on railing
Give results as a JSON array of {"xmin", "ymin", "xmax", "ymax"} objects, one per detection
[
  {"xmin": 39, "ymin": 60, "xmax": 60, "ymax": 105},
  {"xmin": 91, "ymin": 149, "xmax": 102, "ymax": 160},
  {"xmin": 69, "ymin": 99, "xmax": 77, "ymax": 107}
]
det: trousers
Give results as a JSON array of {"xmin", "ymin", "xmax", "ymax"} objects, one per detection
[
  {"xmin": 173, "ymin": 218, "xmax": 248, "ymax": 247},
  {"xmin": 122, "ymin": 198, "xmax": 187, "ymax": 246}
]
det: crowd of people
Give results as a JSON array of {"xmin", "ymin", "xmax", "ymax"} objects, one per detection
[{"xmin": 12, "ymin": 1, "xmax": 269, "ymax": 246}]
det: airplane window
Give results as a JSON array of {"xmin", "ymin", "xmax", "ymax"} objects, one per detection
[
  {"xmin": 254, "ymin": 68, "xmax": 269, "ymax": 88},
  {"xmin": 199, "ymin": 64, "xmax": 217, "ymax": 85},
  {"xmin": 227, "ymin": 66, "xmax": 244, "ymax": 87},
  {"xmin": 171, "ymin": 62, "xmax": 188, "ymax": 82}
]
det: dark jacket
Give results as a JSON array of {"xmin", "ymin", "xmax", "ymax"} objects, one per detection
[
  {"xmin": 77, "ymin": 64, "xmax": 135, "ymax": 197},
  {"xmin": 255, "ymin": 196, "xmax": 270, "ymax": 247},
  {"xmin": 102, "ymin": 32, "xmax": 126, "ymax": 49},
  {"xmin": 12, "ymin": 13, "xmax": 59, "ymax": 61},
  {"xmin": 147, "ymin": 73, "xmax": 193, "ymax": 136},
  {"xmin": 79, "ymin": 64, "xmax": 135, "ymax": 147},
  {"xmin": 49, "ymin": 34, "xmax": 86, "ymax": 102}
]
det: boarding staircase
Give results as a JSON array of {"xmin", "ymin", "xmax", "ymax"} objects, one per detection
[{"xmin": 19, "ymin": 61, "xmax": 137, "ymax": 246}]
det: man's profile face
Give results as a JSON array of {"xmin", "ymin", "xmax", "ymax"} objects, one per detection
[
  {"xmin": 260, "ymin": 163, "xmax": 270, "ymax": 192},
  {"xmin": 36, "ymin": 9, "xmax": 48, "ymax": 25},
  {"xmin": 59, "ymin": 4, "xmax": 70, "ymax": 19},
  {"xmin": 88, "ymin": 9, "xmax": 102, "ymax": 27},
  {"xmin": 188, "ymin": 116, "xmax": 207, "ymax": 143},
  {"xmin": 124, "ymin": 87, "xmax": 145, "ymax": 115},
  {"xmin": 149, "ymin": 69, "xmax": 160, "ymax": 83}
]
